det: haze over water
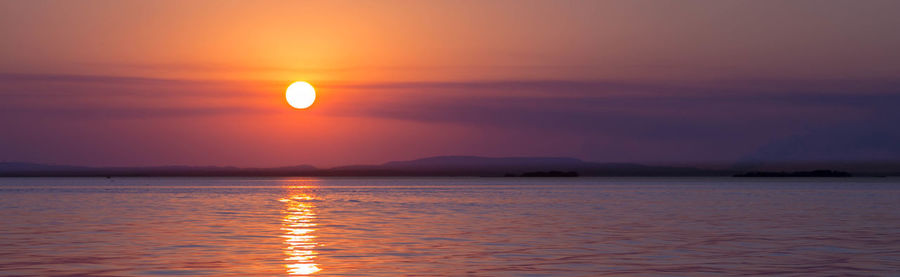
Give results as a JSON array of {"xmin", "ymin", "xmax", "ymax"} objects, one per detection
[{"xmin": 1, "ymin": 177, "xmax": 898, "ymax": 276}]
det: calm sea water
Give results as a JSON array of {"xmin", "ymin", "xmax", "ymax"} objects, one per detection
[{"xmin": 0, "ymin": 177, "xmax": 898, "ymax": 276}]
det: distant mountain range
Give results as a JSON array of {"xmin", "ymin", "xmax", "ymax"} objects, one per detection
[{"xmin": 1, "ymin": 156, "xmax": 896, "ymax": 177}]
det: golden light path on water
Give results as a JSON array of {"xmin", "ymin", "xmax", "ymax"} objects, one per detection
[{"xmin": 280, "ymin": 185, "xmax": 321, "ymax": 275}]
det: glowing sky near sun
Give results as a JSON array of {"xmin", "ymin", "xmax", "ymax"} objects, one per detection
[{"xmin": 1, "ymin": 0, "xmax": 899, "ymax": 167}]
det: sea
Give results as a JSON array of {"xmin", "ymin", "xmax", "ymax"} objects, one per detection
[{"xmin": 0, "ymin": 177, "xmax": 898, "ymax": 276}]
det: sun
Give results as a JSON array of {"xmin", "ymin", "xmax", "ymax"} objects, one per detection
[{"xmin": 286, "ymin": 81, "xmax": 316, "ymax": 109}]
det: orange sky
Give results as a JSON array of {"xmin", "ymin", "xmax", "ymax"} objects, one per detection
[
  {"xmin": 7, "ymin": 1, "xmax": 899, "ymax": 82},
  {"xmin": 2, "ymin": 0, "xmax": 900, "ymax": 167}
]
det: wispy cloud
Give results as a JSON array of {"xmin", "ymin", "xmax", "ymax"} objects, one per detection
[{"xmin": 321, "ymin": 78, "xmax": 900, "ymax": 162}]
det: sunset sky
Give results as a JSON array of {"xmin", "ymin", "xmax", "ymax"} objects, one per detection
[{"xmin": 2, "ymin": 0, "xmax": 899, "ymax": 167}]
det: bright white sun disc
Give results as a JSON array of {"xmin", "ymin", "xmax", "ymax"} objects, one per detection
[{"xmin": 286, "ymin": 81, "xmax": 316, "ymax": 109}]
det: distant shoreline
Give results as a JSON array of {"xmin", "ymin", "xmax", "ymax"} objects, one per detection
[
  {"xmin": 0, "ymin": 174, "xmax": 894, "ymax": 178},
  {"xmin": 3, "ymin": 156, "xmax": 896, "ymax": 177}
]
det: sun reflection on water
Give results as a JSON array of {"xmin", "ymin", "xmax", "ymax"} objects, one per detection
[{"xmin": 280, "ymin": 189, "xmax": 320, "ymax": 275}]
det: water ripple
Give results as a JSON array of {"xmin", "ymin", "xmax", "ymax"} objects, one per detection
[{"xmin": 0, "ymin": 177, "xmax": 898, "ymax": 276}]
